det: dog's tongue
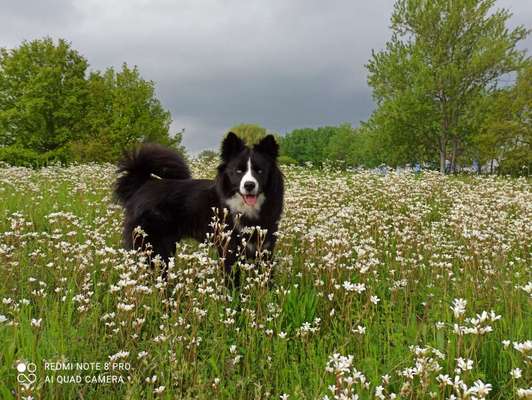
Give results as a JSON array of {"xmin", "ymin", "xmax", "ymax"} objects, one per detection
[{"xmin": 243, "ymin": 194, "xmax": 257, "ymax": 206}]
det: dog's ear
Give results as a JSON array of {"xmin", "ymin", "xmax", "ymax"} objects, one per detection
[
  {"xmin": 221, "ymin": 132, "xmax": 245, "ymax": 162},
  {"xmin": 254, "ymin": 135, "xmax": 279, "ymax": 159}
]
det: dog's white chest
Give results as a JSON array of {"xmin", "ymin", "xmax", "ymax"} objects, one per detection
[{"xmin": 225, "ymin": 193, "xmax": 265, "ymax": 220}]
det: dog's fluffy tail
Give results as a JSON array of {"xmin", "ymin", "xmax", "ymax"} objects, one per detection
[{"xmin": 114, "ymin": 143, "xmax": 191, "ymax": 204}]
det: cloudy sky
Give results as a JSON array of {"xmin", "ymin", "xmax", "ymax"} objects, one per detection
[{"xmin": 2, "ymin": 0, "xmax": 530, "ymax": 153}]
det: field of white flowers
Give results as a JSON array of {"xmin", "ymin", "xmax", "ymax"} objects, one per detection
[{"xmin": 0, "ymin": 161, "xmax": 530, "ymax": 400}]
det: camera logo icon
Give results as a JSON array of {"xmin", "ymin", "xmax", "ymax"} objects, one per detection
[{"xmin": 16, "ymin": 362, "xmax": 37, "ymax": 385}]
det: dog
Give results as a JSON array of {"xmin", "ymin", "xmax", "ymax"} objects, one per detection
[{"xmin": 114, "ymin": 132, "xmax": 284, "ymax": 286}]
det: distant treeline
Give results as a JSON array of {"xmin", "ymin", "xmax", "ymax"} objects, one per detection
[{"xmin": 279, "ymin": 124, "xmax": 379, "ymax": 167}]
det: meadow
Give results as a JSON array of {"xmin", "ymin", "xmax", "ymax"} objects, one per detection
[{"xmin": 0, "ymin": 161, "xmax": 530, "ymax": 399}]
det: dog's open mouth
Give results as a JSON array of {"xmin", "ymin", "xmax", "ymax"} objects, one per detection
[{"xmin": 241, "ymin": 194, "xmax": 258, "ymax": 206}]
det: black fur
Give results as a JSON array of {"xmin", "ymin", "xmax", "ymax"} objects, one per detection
[
  {"xmin": 115, "ymin": 144, "xmax": 191, "ymax": 204},
  {"xmin": 114, "ymin": 134, "xmax": 284, "ymax": 285}
]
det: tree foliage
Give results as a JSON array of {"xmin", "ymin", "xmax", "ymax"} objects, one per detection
[
  {"xmin": 229, "ymin": 123, "xmax": 268, "ymax": 145},
  {"xmin": 472, "ymin": 61, "xmax": 532, "ymax": 174},
  {"xmin": 0, "ymin": 37, "xmax": 88, "ymax": 153},
  {"xmin": 0, "ymin": 38, "xmax": 183, "ymax": 166},
  {"xmin": 196, "ymin": 149, "xmax": 219, "ymax": 163},
  {"xmin": 366, "ymin": 0, "xmax": 528, "ymax": 173},
  {"xmin": 72, "ymin": 64, "xmax": 179, "ymax": 162},
  {"xmin": 281, "ymin": 124, "xmax": 360, "ymax": 165}
]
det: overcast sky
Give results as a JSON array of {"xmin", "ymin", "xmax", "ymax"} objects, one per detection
[{"xmin": 1, "ymin": 0, "xmax": 530, "ymax": 153}]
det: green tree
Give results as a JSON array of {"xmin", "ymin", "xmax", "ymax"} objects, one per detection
[
  {"xmin": 325, "ymin": 123, "xmax": 357, "ymax": 163},
  {"xmin": 0, "ymin": 37, "xmax": 88, "ymax": 153},
  {"xmin": 281, "ymin": 125, "xmax": 358, "ymax": 165},
  {"xmin": 229, "ymin": 123, "xmax": 268, "ymax": 145},
  {"xmin": 197, "ymin": 149, "xmax": 218, "ymax": 163},
  {"xmin": 362, "ymin": 96, "xmax": 439, "ymax": 168},
  {"xmin": 72, "ymin": 63, "xmax": 180, "ymax": 162},
  {"xmin": 0, "ymin": 38, "xmax": 183, "ymax": 165},
  {"xmin": 281, "ymin": 127, "xmax": 330, "ymax": 165},
  {"xmin": 472, "ymin": 61, "xmax": 532, "ymax": 175},
  {"xmin": 366, "ymin": 0, "xmax": 528, "ymax": 173}
]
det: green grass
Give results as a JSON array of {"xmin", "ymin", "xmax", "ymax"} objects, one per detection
[{"xmin": 0, "ymin": 163, "xmax": 530, "ymax": 399}]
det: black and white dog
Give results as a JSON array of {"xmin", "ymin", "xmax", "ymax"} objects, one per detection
[{"xmin": 114, "ymin": 132, "xmax": 284, "ymax": 285}]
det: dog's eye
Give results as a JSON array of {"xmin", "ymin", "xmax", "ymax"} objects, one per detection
[
  {"xmin": 257, "ymin": 169, "xmax": 263, "ymax": 174},
  {"xmin": 236, "ymin": 169, "xmax": 243, "ymax": 174}
]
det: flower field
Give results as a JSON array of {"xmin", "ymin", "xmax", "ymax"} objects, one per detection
[{"xmin": 0, "ymin": 162, "xmax": 530, "ymax": 399}]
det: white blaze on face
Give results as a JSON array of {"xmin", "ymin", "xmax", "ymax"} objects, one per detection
[{"xmin": 240, "ymin": 158, "xmax": 258, "ymax": 196}]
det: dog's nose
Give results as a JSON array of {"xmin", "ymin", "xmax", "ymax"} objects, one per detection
[{"xmin": 244, "ymin": 181, "xmax": 256, "ymax": 192}]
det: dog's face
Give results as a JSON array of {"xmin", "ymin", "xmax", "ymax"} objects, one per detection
[{"xmin": 218, "ymin": 132, "xmax": 279, "ymax": 217}]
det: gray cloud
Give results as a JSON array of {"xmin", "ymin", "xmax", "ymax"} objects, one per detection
[
  {"xmin": 1, "ymin": 0, "xmax": 530, "ymax": 152},
  {"xmin": 0, "ymin": 0, "xmax": 81, "ymax": 34}
]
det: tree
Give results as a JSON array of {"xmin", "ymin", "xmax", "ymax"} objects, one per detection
[
  {"xmin": 281, "ymin": 127, "xmax": 333, "ymax": 165},
  {"xmin": 0, "ymin": 38, "xmax": 184, "ymax": 165},
  {"xmin": 472, "ymin": 61, "xmax": 532, "ymax": 175},
  {"xmin": 197, "ymin": 149, "xmax": 219, "ymax": 163},
  {"xmin": 325, "ymin": 124, "xmax": 357, "ymax": 163},
  {"xmin": 361, "ymin": 97, "xmax": 438, "ymax": 168},
  {"xmin": 0, "ymin": 37, "xmax": 88, "ymax": 152},
  {"xmin": 229, "ymin": 123, "xmax": 267, "ymax": 145},
  {"xmin": 366, "ymin": 0, "xmax": 528, "ymax": 173},
  {"xmin": 72, "ymin": 63, "xmax": 180, "ymax": 162},
  {"xmin": 281, "ymin": 125, "xmax": 357, "ymax": 165}
]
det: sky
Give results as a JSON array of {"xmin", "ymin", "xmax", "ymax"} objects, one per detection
[{"xmin": 1, "ymin": 0, "xmax": 530, "ymax": 153}]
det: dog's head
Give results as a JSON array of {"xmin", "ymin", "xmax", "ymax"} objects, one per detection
[{"xmin": 217, "ymin": 132, "xmax": 279, "ymax": 213}]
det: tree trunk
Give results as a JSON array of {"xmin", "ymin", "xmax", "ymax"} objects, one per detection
[
  {"xmin": 450, "ymin": 138, "xmax": 459, "ymax": 174},
  {"xmin": 439, "ymin": 136, "xmax": 447, "ymax": 174},
  {"xmin": 45, "ymin": 113, "xmax": 55, "ymax": 151},
  {"xmin": 450, "ymin": 147, "xmax": 456, "ymax": 174},
  {"xmin": 440, "ymin": 112, "xmax": 449, "ymax": 174}
]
